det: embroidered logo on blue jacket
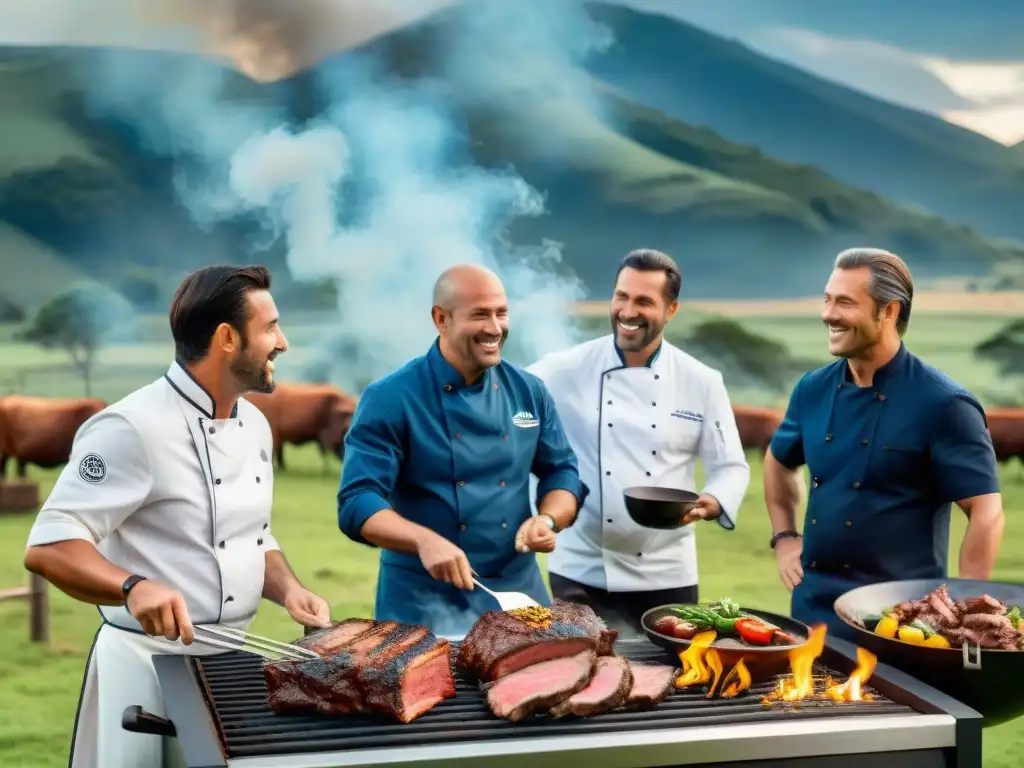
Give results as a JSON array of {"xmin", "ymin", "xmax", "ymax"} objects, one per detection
[
  {"xmin": 512, "ymin": 410, "xmax": 540, "ymax": 428},
  {"xmin": 671, "ymin": 409, "xmax": 703, "ymax": 424}
]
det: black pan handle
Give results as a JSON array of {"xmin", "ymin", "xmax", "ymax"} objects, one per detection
[{"xmin": 121, "ymin": 705, "xmax": 177, "ymax": 736}]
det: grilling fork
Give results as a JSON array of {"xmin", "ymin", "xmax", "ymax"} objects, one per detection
[{"xmin": 191, "ymin": 625, "xmax": 321, "ymax": 662}]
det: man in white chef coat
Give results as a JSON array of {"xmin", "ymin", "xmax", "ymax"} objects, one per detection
[
  {"xmin": 527, "ymin": 249, "xmax": 750, "ymax": 636},
  {"xmin": 23, "ymin": 265, "xmax": 332, "ymax": 768}
]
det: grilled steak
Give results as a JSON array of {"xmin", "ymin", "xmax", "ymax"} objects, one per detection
[
  {"xmin": 899, "ymin": 586, "xmax": 1023, "ymax": 650},
  {"xmin": 486, "ymin": 650, "xmax": 597, "ymax": 722},
  {"xmin": 457, "ymin": 600, "xmax": 617, "ymax": 682},
  {"xmin": 622, "ymin": 661, "xmax": 677, "ymax": 710},
  {"xmin": 295, "ymin": 618, "xmax": 376, "ymax": 655},
  {"xmin": 963, "ymin": 595, "xmax": 1007, "ymax": 615},
  {"xmin": 264, "ymin": 620, "xmax": 456, "ymax": 723},
  {"xmin": 549, "ymin": 655, "xmax": 633, "ymax": 718}
]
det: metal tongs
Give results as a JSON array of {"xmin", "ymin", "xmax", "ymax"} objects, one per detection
[{"xmin": 192, "ymin": 625, "xmax": 321, "ymax": 662}]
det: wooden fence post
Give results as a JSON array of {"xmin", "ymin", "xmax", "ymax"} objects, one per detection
[{"xmin": 29, "ymin": 571, "xmax": 48, "ymax": 643}]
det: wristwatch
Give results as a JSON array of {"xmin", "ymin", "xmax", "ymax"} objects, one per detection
[
  {"xmin": 539, "ymin": 514, "xmax": 559, "ymax": 532},
  {"xmin": 770, "ymin": 530, "xmax": 801, "ymax": 549},
  {"xmin": 121, "ymin": 574, "xmax": 147, "ymax": 606}
]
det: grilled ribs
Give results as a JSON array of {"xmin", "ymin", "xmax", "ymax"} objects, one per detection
[
  {"xmin": 457, "ymin": 599, "xmax": 617, "ymax": 682},
  {"xmin": 549, "ymin": 655, "xmax": 634, "ymax": 718},
  {"xmin": 486, "ymin": 650, "xmax": 598, "ymax": 722},
  {"xmin": 263, "ymin": 619, "xmax": 456, "ymax": 723}
]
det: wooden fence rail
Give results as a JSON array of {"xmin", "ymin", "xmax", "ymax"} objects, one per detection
[{"xmin": 0, "ymin": 572, "xmax": 49, "ymax": 642}]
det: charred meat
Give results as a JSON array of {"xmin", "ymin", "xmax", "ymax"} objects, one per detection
[
  {"xmin": 485, "ymin": 650, "xmax": 597, "ymax": 722},
  {"xmin": 457, "ymin": 599, "xmax": 617, "ymax": 682},
  {"xmin": 263, "ymin": 620, "xmax": 456, "ymax": 723},
  {"xmin": 877, "ymin": 585, "xmax": 1023, "ymax": 650}
]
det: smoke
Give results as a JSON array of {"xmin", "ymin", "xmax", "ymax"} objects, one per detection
[{"xmin": 9, "ymin": 0, "xmax": 613, "ymax": 391}]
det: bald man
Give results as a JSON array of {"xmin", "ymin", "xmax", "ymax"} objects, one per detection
[{"xmin": 337, "ymin": 265, "xmax": 588, "ymax": 635}]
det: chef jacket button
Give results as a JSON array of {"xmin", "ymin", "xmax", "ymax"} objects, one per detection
[
  {"xmin": 460, "ymin": 523, "xmax": 467, "ymax": 531},
  {"xmin": 208, "ymin": 427, "xmax": 216, "ymax": 434},
  {"xmin": 607, "ymin": 518, "xmax": 613, "ymax": 523},
  {"xmin": 239, "ymin": 421, "xmax": 243, "ymax": 427},
  {"xmin": 605, "ymin": 470, "xmax": 611, "ymax": 476},
  {"xmin": 645, "ymin": 471, "xmax": 651, "ymax": 477},
  {"xmin": 225, "ymin": 596, "xmax": 234, "ymax": 603},
  {"xmin": 825, "ymin": 434, "xmax": 832, "ymax": 442},
  {"xmin": 607, "ymin": 400, "xmax": 612, "ymax": 405},
  {"xmin": 218, "ymin": 540, "xmax": 225, "ymax": 548},
  {"xmin": 843, "ymin": 563, "xmax": 850, "ymax": 570},
  {"xmin": 837, "ymin": 384, "xmax": 843, "ymax": 390},
  {"xmin": 812, "ymin": 477, "xmax": 820, "ymax": 488},
  {"xmin": 845, "ymin": 521, "xmax": 852, "ymax": 528},
  {"xmin": 256, "ymin": 477, "xmax": 261, "ymax": 483},
  {"xmin": 654, "ymin": 375, "xmax": 660, "ymax": 380},
  {"xmin": 651, "ymin": 424, "xmax": 656, "ymax": 429},
  {"xmin": 499, "ymin": 480, "xmax": 506, "ymax": 487},
  {"xmin": 809, "ymin": 561, "xmax": 817, "ymax": 569},
  {"xmin": 215, "ymin": 478, "xmax": 222, "ymax": 485},
  {"xmin": 861, "ymin": 438, "xmax": 869, "ymax": 446},
  {"xmin": 257, "ymin": 537, "xmax": 264, "ymax": 546},
  {"xmin": 263, "ymin": 523, "xmax": 269, "ymax": 530},
  {"xmin": 501, "ymin": 521, "xmax": 507, "ymax": 528},
  {"xmin": 503, "ymin": 434, "xmax": 509, "ymax": 440},
  {"xmin": 455, "ymin": 432, "xmax": 461, "ymax": 439},
  {"xmin": 637, "ymin": 552, "xmax": 643, "ymax": 557},
  {"xmin": 876, "ymin": 393, "xmax": 886, "ymax": 402},
  {"xmin": 444, "ymin": 384, "xmax": 453, "ymax": 392},
  {"xmin": 608, "ymin": 423, "xmax": 613, "ymax": 428},
  {"xmin": 651, "ymin": 450, "xmax": 656, "ymax": 456},
  {"xmin": 852, "ymin": 481, "xmax": 861, "ymax": 489},
  {"xmin": 810, "ymin": 518, "xmax": 816, "ymax": 524},
  {"xmin": 459, "ymin": 480, "xmax": 465, "ymax": 486},
  {"xmin": 653, "ymin": 402, "xmax": 657, "ymax": 407}
]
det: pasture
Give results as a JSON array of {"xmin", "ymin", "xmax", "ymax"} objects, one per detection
[{"xmin": 0, "ymin": 301, "xmax": 1022, "ymax": 766}]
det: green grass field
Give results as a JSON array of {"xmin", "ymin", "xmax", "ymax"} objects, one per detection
[{"xmin": 1, "ymin": 446, "xmax": 1022, "ymax": 767}]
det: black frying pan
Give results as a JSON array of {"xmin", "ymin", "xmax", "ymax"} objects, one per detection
[
  {"xmin": 834, "ymin": 578, "xmax": 1024, "ymax": 727},
  {"xmin": 623, "ymin": 487, "xmax": 699, "ymax": 530},
  {"xmin": 641, "ymin": 604, "xmax": 811, "ymax": 684}
]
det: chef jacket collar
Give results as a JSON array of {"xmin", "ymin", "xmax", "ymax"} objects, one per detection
[
  {"xmin": 613, "ymin": 338, "xmax": 663, "ymax": 368},
  {"xmin": 427, "ymin": 338, "xmax": 496, "ymax": 394},
  {"xmin": 164, "ymin": 359, "xmax": 239, "ymax": 420},
  {"xmin": 840, "ymin": 341, "xmax": 908, "ymax": 389}
]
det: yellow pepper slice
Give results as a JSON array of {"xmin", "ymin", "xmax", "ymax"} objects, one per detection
[
  {"xmin": 898, "ymin": 625, "xmax": 926, "ymax": 645},
  {"xmin": 874, "ymin": 614, "xmax": 898, "ymax": 638},
  {"xmin": 924, "ymin": 633, "xmax": 951, "ymax": 648}
]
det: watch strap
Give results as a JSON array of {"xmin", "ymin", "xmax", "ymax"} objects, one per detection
[
  {"xmin": 121, "ymin": 574, "xmax": 147, "ymax": 605},
  {"xmin": 770, "ymin": 530, "xmax": 801, "ymax": 549},
  {"xmin": 539, "ymin": 514, "xmax": 558, "ymax": 532}
]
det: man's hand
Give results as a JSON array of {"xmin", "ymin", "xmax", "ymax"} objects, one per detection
[
  {"xmin": 283, "ymin": 587, "xmax": 332, "ymax": 629},
  {"xmin": 515, "ymin": 515, "xmax": 557, "ymax": 554},
  {"xmin": 126, "ymin": 580, "xmax": 195, "ymax": 644},
  {"xmin": 682, "ymin": 494, "xmax": 722, "ymax": 525},
  {"xmin": 775, "ymin": 537, "xmax": 804, "ymax": 592},
  {"xmin": 417, "ymin": 532, "xmax": 474, "ymax": 590}
]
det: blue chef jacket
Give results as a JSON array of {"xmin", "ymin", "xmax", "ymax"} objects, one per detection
[
  {"xmin": 769, "ymin": 342, "xmax": 1000, "ymax": 643},
  {"xmin": 337, "ymin": 339, "xmax": 588, "ymax": 636}
]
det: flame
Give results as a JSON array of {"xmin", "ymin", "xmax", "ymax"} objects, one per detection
[
  {"xmin": 825, "ymin": 647, "xmax": 877, "ymax": 702},
  {"xmin": 706, "ymin": 652, "xmax": 751, "ymax": 698},
  {"xmin": 762, "ymin": 624, "xmax": 878, "ymax": 705},
  {"xmin": 675, "ymin": 631, "xmax": 716, "ymax": 687}
]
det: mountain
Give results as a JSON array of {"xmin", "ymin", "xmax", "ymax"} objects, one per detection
[
  {"xmin": 0, "ymin": 18, "xmax": 1022, "ymax": 305},
  {"xmin": 583, "ymin": 3, "xmax": 1024, "ymax": 243}
]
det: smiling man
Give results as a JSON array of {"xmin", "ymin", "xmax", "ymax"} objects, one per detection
[
  {"xmin": 527, "ymin": 249, "xmax": 750, "ymax": 637},
  {"xmin": 764, "ymin": 248, "xmax": 1005, "ymax": 641},
  {"xmin": 337, "ymin": 263, "xmax": 587, "ymax": 635}
]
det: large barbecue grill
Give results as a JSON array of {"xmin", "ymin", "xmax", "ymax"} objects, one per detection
[{"xmin": 127, "ymin": 636, "xmax": 983, "ymax": 768}]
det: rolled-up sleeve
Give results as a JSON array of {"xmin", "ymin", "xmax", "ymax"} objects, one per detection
[
  {"xmin": 26, "ymin": 411, "xmax": 153, "ymax": 548},
  {"xmin": 699, "ymin": 371, "xmax": 750, "ymax": 531},
  {"xmin": 931, "ymin": 393, "xmax": 1001, "ymax": 503},
  {"xmin": 532, "ymin": 382, "xmax": 589, "ymax": 510},
  {"xmin": 768, "ymin": 373, "xmax": 807, "ymax": 470},
  {"xmin": 337, "ymin": 383, "xmax": 404, "ymax": 546}
]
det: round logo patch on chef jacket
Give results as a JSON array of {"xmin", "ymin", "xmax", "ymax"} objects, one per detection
[{"xmin": 78, "ymin": 453, "xmax": 106, "ymax": 484}]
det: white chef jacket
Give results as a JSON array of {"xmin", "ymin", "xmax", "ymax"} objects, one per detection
[
  {"xmin": 527, "ymin": 335, "xmax": 750, "ymax": 592},
  {"xmin": 25, "ymin": 360, "xmax": 281, "ymax": 768}
]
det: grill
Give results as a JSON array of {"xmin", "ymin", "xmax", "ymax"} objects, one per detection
[{"xmin": 135, "ymin": 636, "xmax": 984, "ymax": 768}]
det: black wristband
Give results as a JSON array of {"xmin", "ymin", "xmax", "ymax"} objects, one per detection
[
  {"xmin": 121, "ymin": 574, "xmax": 147, "ymax": 606},
  {"xmin": 770, "ymin": 530, "xmax": 801, "ymax": 549}
]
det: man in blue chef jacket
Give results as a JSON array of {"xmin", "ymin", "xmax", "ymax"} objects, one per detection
[
  {"xmin": 337, "ymin": 264, "xmax": 588, "ymax": 635},
  {"xmin": 764, "ymin": 248, "xmax": 1004, "ymax": 643}
]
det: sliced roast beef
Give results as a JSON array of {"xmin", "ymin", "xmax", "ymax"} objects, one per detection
[
  {"xmin": 457, "ymin": 600, "xmax": 617, "ymax": 682},
  {"xmin": 622, "ymin": 661, "xmax": 677, "ymax": 710},
  {"xmin": 963, "ymin": 595, "xmax": 1007, "ymax": 615},
  {"xmin": 264, "ymin": 620, "xmax": 456, "ymax": 723},
  {"xmin": 486, "ymin": 650, "xmax": 597, "ymax": 722},
  {"xmin": 549, "ymin": 656, "xmax": 634, "ymax": 718}
]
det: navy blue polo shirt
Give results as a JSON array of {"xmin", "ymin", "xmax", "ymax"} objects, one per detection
[{"xmin": 769, "ymin": 342, "xmax": 1000, "ymax": 640}]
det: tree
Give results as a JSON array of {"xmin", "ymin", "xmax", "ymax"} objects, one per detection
[
  {"xmin": 975, "ymin": 319, "xmax": 1024, "ymax": 377},
  {"xmin": 19, "ymin": 283, "xmax": 135, "ymax": 397}
]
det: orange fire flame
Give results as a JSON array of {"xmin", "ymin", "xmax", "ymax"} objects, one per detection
[{"xmin": 673, "ymin": 623, "xmax": 879, "ymax": 704}]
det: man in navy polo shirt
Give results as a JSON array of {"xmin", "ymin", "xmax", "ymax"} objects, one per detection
[{"xmin": 763, "ymin": 248, "xmax": 1004, "ymax": 641}]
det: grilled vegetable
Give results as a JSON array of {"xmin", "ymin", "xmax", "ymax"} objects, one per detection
[
  {"xmin": 673, "ymin": 620, "xmax": 699, "ymax": 639},
  {"xmin": 709, "ymin": 597, "xmax": 741, "ymax": 619},
  {"xmin": 672, "ymin": 605, "xmax": 740, "ymax": 634},
  {"xmin": 1009, "ymin": 606, "xmax": 1021, "ymax": 629},
  {"xmin": 652, "ymin": 616, "xmax": 679, "ymax": 636},
  {"xmin": 874, "ymin": 614, "xmax": 899, "ymax": 638},
  {"xmin": 735, "ymin": 618, "xmax": 773, "ymax": 645},
  {"xmin": 924, "ymin": 634, "xmax": 951, "ymax": 648},
  {"xmin": 898, "ymin": 625, "xmax": 926, "ymax": 645}
]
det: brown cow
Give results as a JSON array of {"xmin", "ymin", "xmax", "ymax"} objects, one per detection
[
  {"xmin": 246, "ymin": 382, "xmax": 358, "ymax": 472},
  {"xmin": 731, "ymin": 405, "xmax": 785, "ymax": 455},
  {"xmin": 0, "ymin": 395, "xmax": 106, "ymax": 478},
  {"xmin": 985, "ymin": 408, "xmax": 1024, "ymax": 478}
]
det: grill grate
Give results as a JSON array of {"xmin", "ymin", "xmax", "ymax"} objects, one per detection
[{"xmin": 193, "ymin": 641, "xmax": 918, "ymax": 759}]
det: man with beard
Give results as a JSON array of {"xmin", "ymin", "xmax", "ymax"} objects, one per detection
[
  {"xmin": 24, "ymin": 265, "xmax": 331, "ymax": 768},
  {"xmin": 338, "ymin": 264, "xmax": 587, "ymax": 635},
  {"xmin": 526, "ymin": 249, "xmax": 750, "ymax": 637},
  {"xmin": 764, "ymin": 248, "xmax": 1004, "ymax": 641}
]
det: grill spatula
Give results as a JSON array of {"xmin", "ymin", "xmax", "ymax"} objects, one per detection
[{"xmin": 471, "ymin": 571, "xmax": 540, "ymax": 611}]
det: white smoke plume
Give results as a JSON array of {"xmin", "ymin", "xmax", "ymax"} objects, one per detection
[{"xmin": 1, "ymin": 0, "xmax": 613, "ymax": 390}]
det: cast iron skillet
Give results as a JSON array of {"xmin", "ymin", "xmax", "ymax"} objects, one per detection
[
  {"xmin": 641, "ymin": 604, "xmax": 811, "ymax": 684},
  {"xmin": 834, "ymin": 578, "xmax": 1024, "ymax": 727},
  {"xmin": 623, "ymin": 487, "xmax": 699, "ymax": 530}
]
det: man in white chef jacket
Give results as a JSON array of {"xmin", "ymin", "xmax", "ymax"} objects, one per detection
[
  {"xmin": 527, "ymin": 249, "xmax": 750, "ymax": 637},
  {"xmin": 23, "ymin": 265, "xmax": 332, "ymax": 768}
]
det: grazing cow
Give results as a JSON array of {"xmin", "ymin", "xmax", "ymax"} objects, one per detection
[
  {"xmin": 246, "ymin": 382, "xmax": 358, "ymax": 472},
  {"xmin": 985, "ymin": 408, "xmax": 1024, "ymax": 479},
  {"xmin": 731, "ymin": 405, "xmax": 785, "ymax": 455},
  {"xmin": 0, "ymin": 395, "xmax": 106, "ymax": 478}
]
